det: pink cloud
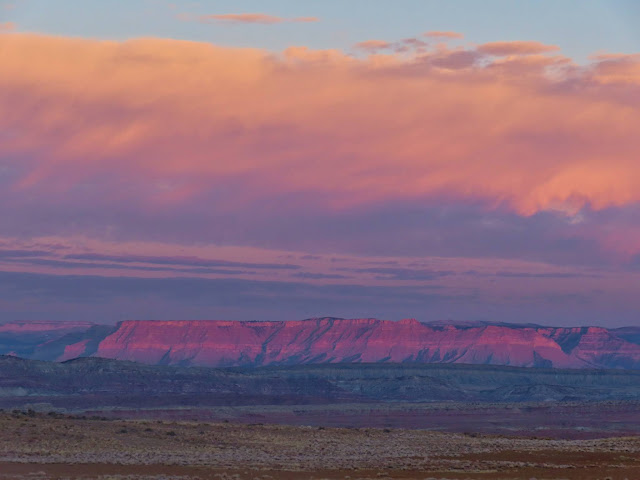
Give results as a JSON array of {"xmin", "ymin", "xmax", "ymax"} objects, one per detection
[
  {"xmin": 590, "ymin": 53, "xmax": 640, "ymax": 84},
  {"xmin": 400, "ymin": 38, "xmax": 428, "ymax": 48},
  {"xmin": 354, "ymin": 40, "xmax": 391, "ymax": 52},
  {"xmin": 478, "ymin": 41, "xmax": 560, "ymax": 56},
  {"xmin": 424, "ymin": 31, "xmax": 464, "ymax": 39},
  {"xmin": 430, "ymin": 50, "xmax": 481, "ymax": 69},
  {"xmin": 1, "ymin": 33, "xmax": 640, "ymax": 220},
  {"xmin": 0, "ymin": 21, "xmax": 15, "ymax": 31},
  {"xmin": 186, "ymin": 13, "xmax": 319, "ymax": 24},
  {"xmin": 292, "ymin": 17, "xmax": 319, "ymax": 23}
]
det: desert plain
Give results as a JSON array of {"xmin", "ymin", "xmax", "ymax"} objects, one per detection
[{"xmin": 1, "ymin": 409, "xmax": 639, "ymax": 480}]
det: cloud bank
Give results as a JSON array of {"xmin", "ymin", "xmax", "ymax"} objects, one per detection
[
  {"xmin": 0, "ymin": 236, "xmax": 637, "ymax": 326},
  {"xmin": 1, "ymin": 31, "xmax": 640, "ymax": 323},
  {"xmin": 2, "ymin": 33, "xmax": 639, "ymax": 220}
]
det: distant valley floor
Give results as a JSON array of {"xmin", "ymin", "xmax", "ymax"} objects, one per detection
[
  {"xmin": 80, "ymin": 401, "xmax": 640, "ymax": 440},
  {"xmin": 1, "ymin": 355, "xmax": 640, "ymax": 439}
]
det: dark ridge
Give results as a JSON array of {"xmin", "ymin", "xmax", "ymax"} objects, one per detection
[{"xmin": 0, "ymin": 356, "xmax": 639, "ymax": 411}]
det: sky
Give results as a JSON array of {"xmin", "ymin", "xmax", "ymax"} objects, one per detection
[{"xmin": 1, "ymin": 1, "xmax": 640, "ymax": 326}]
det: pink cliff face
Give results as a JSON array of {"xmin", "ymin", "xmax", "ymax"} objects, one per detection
[
  {"xmin": 59, "ymin": 340, "xmax": 91, "ymax": 362},
  {"xmin": 82, "ymin": 318, "xmax": 640, "ymax": 369},
  {"xmin": 3, "ymin": 318, "xmax": 639, "ymax": 369},
  {"xmin": 570, "ymin": 327, "xmax": 640, "ymax": 368}
]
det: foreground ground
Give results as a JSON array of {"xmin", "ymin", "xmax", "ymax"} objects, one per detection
[{"xmin": 0, "ymin": 411, "xmax": 639, "ymax": 480}]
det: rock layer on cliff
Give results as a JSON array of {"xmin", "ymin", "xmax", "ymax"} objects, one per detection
[{"xmin": 1, "ymin": 318, "xmax": 638, "ymax": 369}]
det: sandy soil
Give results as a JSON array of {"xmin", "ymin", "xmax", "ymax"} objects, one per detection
[{"xmin": 0, "ymin": 410, "xmax": 639, "ymax": 479}]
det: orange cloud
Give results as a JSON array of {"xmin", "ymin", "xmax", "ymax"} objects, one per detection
[
  {"xmin": 0, "ymin": 21, "xmax": 15, "ymax": 31},
  {"xmin": 186, "ymin": 13, "xmax": 319, "ymax": 24},
  {"xmin": 477, "ymin": 41, "xmax": 560, "ymax": 56},
  {"xmin": 590, "ymin": 53, "xmax": 640, "ymax": 84},
  {"xmin": 354, "ymin": 40, "xmax": 391, "ymax": 52},
  {"xmin": 424, "ymin": 31, "xmax": 464, "ymax": 39},
  {"xmin": 1, "ymin": 33, "xmax": 640, "ymax": 216}
]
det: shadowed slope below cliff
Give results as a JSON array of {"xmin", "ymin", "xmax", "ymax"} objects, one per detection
[{"xmin": 1, "ymin": 356, "xmax": 639, "ymax": 409}]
